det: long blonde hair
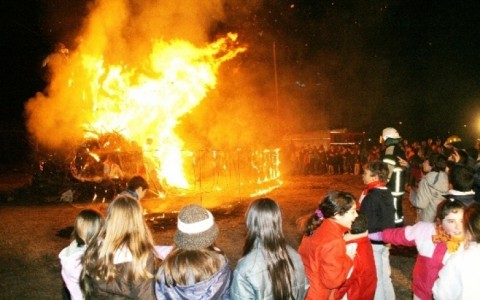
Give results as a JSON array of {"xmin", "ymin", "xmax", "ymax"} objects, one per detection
[{"xmin": 82, "ymin": 197, "xmax": 156, "ymax": 285}]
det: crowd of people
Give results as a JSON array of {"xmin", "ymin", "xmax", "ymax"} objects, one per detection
[
  {"xmin": 287, "ymin": 143, "xmax": 365, "ymax": 176},
  {"xmin": 59, "ymin": 180, "xmax": 308, "ymax": 300},
  {"xmin": 58, "ymin": 127, "xmax": 480, "ymax": 299}
]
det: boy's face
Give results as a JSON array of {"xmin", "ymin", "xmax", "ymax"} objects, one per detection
[
  {"xmin": 136, "ymin": 187, "xmax": 147, "ymax": 200},
  {"xmin": 362, "ymin": 169, "xmax": 378, "ymax": 184},
  {"xmin": 422, "ymin": 159, "xmax": 432, "ymax": 173}
]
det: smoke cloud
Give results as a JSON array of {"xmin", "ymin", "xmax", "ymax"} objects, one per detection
[{"xmin": 26, "ymin": 0, "xmax": 258, "ymax": 152}]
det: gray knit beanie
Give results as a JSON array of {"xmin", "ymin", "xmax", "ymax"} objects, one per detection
[{"xmin": 174, "ymin": 204, "xmax": 219, "ymax": 250}]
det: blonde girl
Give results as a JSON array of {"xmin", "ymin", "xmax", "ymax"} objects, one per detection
[{"xmin": 81, "ymin": 196, "xmax": 158, "ymax": 299}]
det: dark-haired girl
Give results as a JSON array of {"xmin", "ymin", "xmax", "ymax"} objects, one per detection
[
  {"xmin": 231, "ymin": 198, "xmax": 308, "ymax": 299},
  {"xmin": 298, "ymin": 191, "xmax": 358, "ymax": 299},
  {"xmin": 433, "ymin": 202, "xmax": 480, "ymax": 299},
  {"xmin": 371, "ymin": 199, "xmax": 465, "ymax": 300}
]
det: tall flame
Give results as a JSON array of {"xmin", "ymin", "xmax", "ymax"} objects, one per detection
[
  {"xmin": 25, "ymin": 0, "xmax": 245, "ymax": 189},
  {"xmin": 83, "ymin": 33, "xmax": 244, "ymax": 188}
]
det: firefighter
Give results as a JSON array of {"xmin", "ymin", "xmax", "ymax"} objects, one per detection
[
  {"xmin": 444, "ymin": 135, "xmax": 476, "ymax": 168},
  {"xmin": 381, "ymin": 127, "xmax": 408, "ymax": 227}
]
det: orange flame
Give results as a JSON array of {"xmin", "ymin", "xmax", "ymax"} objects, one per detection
[
  {"xmin": 27, "ymin": 32, "xmax": 245, "ymax": 189},
  {"xmin": 25, "ymin": 0, "xmax": 286, "ymax": 198},
  {"xmin": 83, "ymin": 33, "xmax": 245, "ymax": 188}
]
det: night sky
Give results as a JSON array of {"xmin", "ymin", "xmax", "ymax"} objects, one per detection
[{"xmin": 2, "ymin": 0, "xmax": 480, "ymax": 147}]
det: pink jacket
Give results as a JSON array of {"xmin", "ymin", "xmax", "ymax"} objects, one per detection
[
  {"xmin": 59, "ymin": 241, "xmax": 86, "ymax": 300},
  {"xmin": 382, "ymin": 222, "xmax": 449, "ymax": 300}
]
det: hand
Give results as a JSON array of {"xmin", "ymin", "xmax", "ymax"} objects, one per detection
[
  {"xmin": 397, "ymin": 156, "xmax": 409, "ymax": 168},
  {"xmin": 449, "ymin": 150, "xmax": 461, "ymax": 163},
  {"xmin": 346, "ymin": 243, "xmax": 357, "ymax": 260},
  {"xmin": 368, "ymin": 231, "xmax": 383, "ymax": 241}
]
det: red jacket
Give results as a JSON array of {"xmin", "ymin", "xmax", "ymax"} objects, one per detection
[
  {"xmin": 334, "ymin": 235, "xmax": 377, "ymax": 300},
  {"xmin": 298, "ymin": 218, "xmax": 353, "ymax": 300}
]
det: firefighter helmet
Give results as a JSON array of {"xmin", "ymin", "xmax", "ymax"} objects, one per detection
[
  {"xmin": 444, "ymin": 135, "xmax": 462, "ymax": 148},
  {"xmin": 382, "ymin": 127, "xmax": 401, "ymax": 140}
]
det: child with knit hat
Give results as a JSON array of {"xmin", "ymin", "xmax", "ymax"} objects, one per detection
[{"xmin": 155, "ymin": 204, "xmax": 232, "ymax": 299}]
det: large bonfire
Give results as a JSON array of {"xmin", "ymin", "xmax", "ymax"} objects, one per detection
[{"xmin": 25, "ymin": 0, "xmax": 280, "ymax": 199}]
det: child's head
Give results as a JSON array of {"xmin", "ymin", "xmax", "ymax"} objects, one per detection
[
  {"xmin": 245, "ymin": 198, "xmax": 284, "ymax": 244},
  {"xmin": 127, "ymin": 176, "xmax": 149, "ymax": 191},
  {"xmin": 319, "ymin": 191, "xmax": 357, "ymax": 218},
  {"xmin": 436, "ymin": 199, "xmax": 465, "ymax": 239},
  {"xmin": 73, "ymin": 209, "xmax": 104, "ymax": 247},
  {"xmin": 174, "ymin": 204, "xmax": 219, "ymax": 250},
  {"xmin": 244, "ymin": 198, "xmax": 295, "ymax": 300},
  {"xmin": 126, "ymin": 176, "xmax": 149, "ymax": 200},
  {"xmin": 463, "ymin": 202, "xmax": 480, "ymax": 243},
  {"xmin": 448, "ymin": 164, "xmax": 474, "ymax": 192},
  {"xmin": 158, "ymin": 205, "xmax": 223, "ymax": 288},
  {"xmin": 301, "ymin": 191, "xmax": 357, "ymax": 236},
  {"xmin": 424, "ymin": 152, "xmax": 447, "ymax": 173},
  {"xmin": 104, "ymin": 196, "xmax": 154, "ymax": 250},
  {"xmin": 363, "ymin": 160, "xmax": 389, "ymax": 183},
  {"xmin": 350, "ymin": 211, "xmax": 368, "ymax": 234}
]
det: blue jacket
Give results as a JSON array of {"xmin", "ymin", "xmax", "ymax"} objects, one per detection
[
  {"xmin": 156, "ymin": 259, "xmax": 232, "ymax": 300},
  {"xmin": 231, "ymin": 244, "xmax": 308, "ymax": 300}
]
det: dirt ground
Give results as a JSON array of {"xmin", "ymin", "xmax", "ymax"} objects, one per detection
[{"xmin": 0, "ymin": 174, "xmax": 415, "ymax": 299}]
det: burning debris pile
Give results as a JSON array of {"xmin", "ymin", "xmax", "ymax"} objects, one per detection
[
  {"xmin": 70, "ymin": 131, "xmax": 144, "ymax": 183},
  {"xmin": 29, "ymin": 131, "xmax": 152, "ymax": 203},
  {"xmin": 25, "ymin": 136, "xmax": 282, "ymax": 204},
  {"xmin": 30, "ymin": 133, "xmax": 135, "ymax": 203}
]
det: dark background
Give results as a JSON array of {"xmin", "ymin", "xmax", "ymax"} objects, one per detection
[{"xmin": 2, "ymin": 0, "xmax": 480, "ymax": 150}]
